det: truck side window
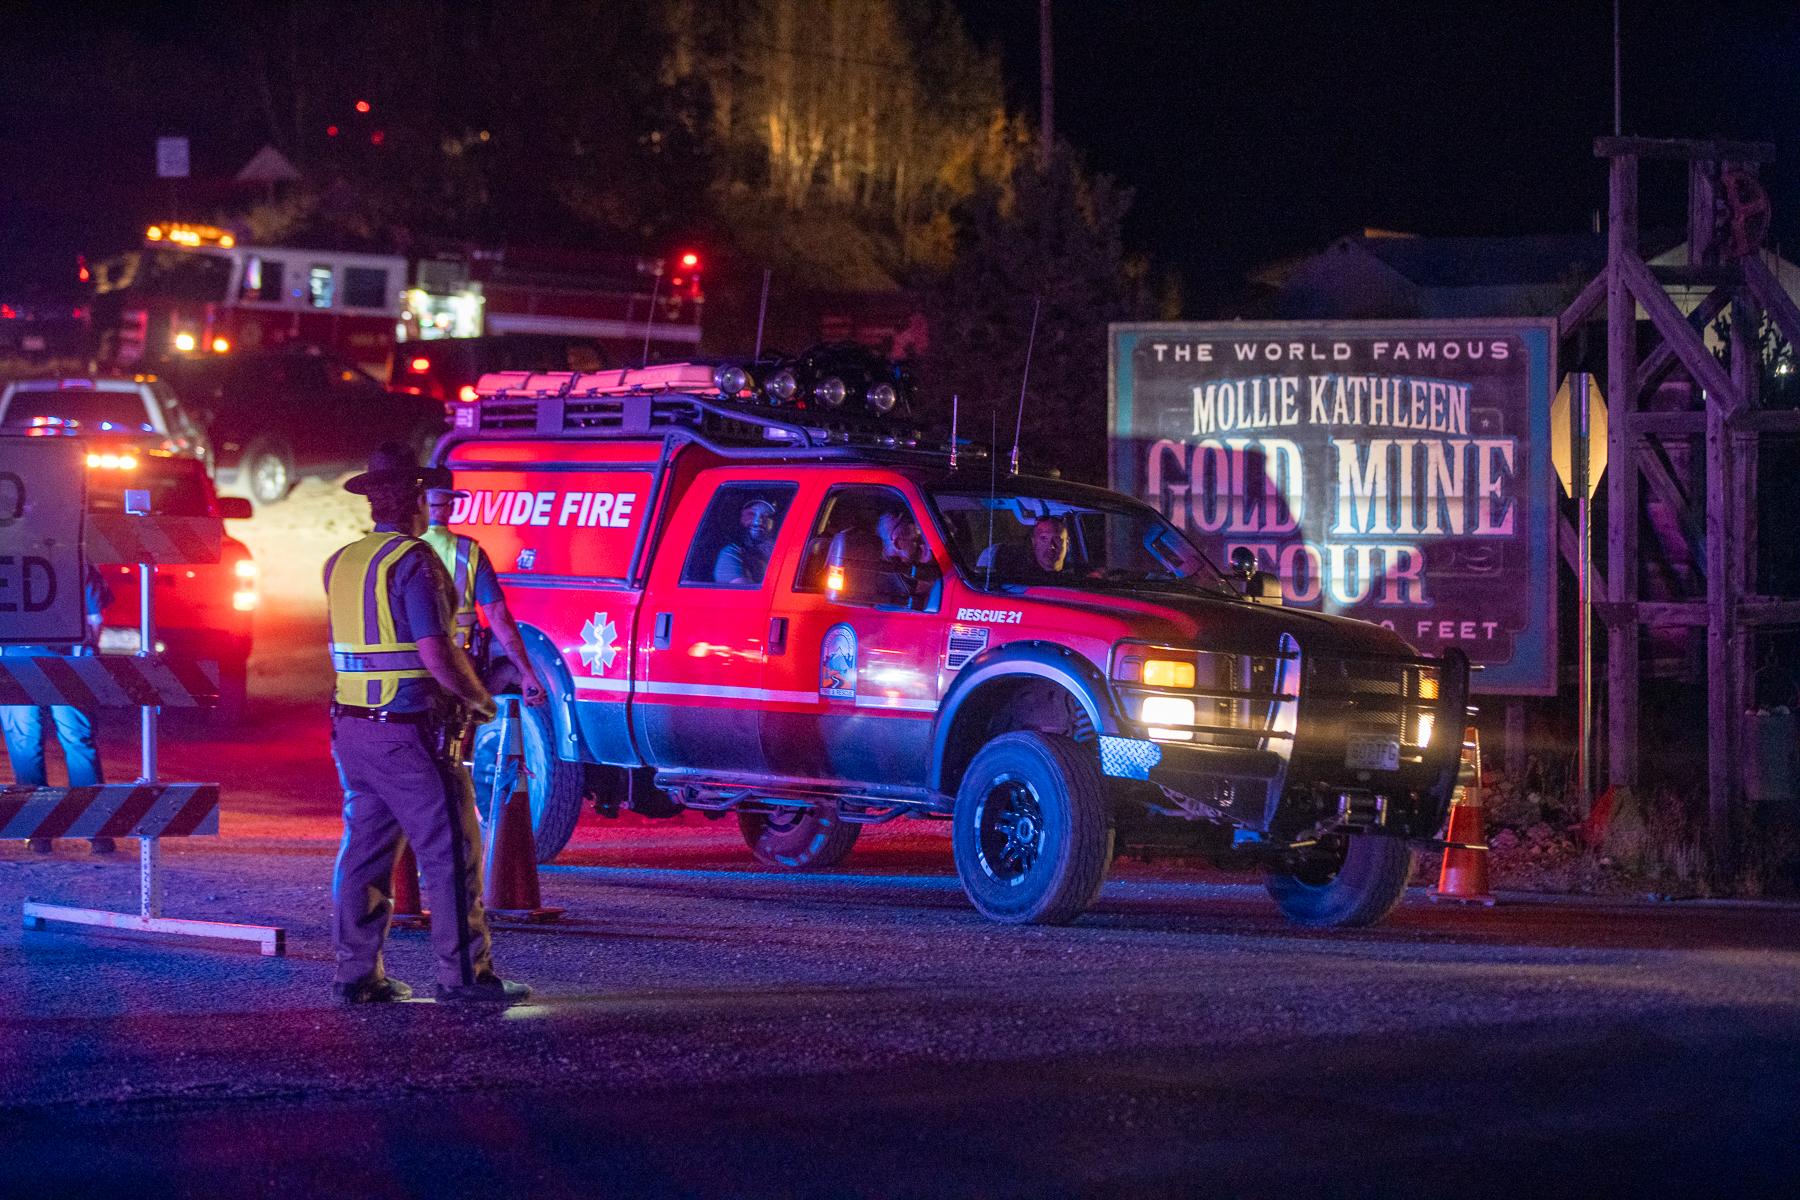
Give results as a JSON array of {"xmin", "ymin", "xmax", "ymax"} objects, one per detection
[
  {"xmin": 794, "ymin": 485, "xmax": 941, "ymax": 613},
  {"xmin": 681, "ymin": 482, "xmax": 798, "ymax": 588}
]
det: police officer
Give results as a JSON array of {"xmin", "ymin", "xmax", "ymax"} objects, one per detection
[
  {"xmin": 326, "ymin": 443, "xmax": 529, "ymax": 1005},
  {"xmin": 420, "ymin": 486, "xmax": 547, "ymax": 706}
]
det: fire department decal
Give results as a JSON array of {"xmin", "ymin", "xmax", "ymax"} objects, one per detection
[
  {"xmin": 819, "ymin": 623, "xmax": 857, "ymax": 699},
  {"xmin": 579, "ymin": 613, "xmax": 620, "ymax": 674}
]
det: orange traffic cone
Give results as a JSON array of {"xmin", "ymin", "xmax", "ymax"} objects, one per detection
[
  {"xmin": 390, "ymin": 838, "xmax": 430, "ymax": 928},
  {"xmin": 481, "ymin": 698, "xmax": 564, "ymax": 924},
  {"xmin": 1431, "ymin": 724, "xmax": 1496, "ymax": 906}
]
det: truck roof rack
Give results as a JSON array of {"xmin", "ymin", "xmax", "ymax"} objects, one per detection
[{"xmin": 455, "ymin": 362, "xmax": 982, "ymax": 464}]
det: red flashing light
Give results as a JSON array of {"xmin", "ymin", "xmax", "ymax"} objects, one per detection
[
  {"xmin": 458, "ymin": 384, "xmax": 479, "ymax": 403},
  {"xmin": 0, "ymin": 304, "xmax": 14, "ymax": 320},
  {"xmin": 354, "ymin": 99, "xmax": 371, "ymax": 114},
  {"xmin": 327, "ymin": 124, "xmax": 340, "ymax": 137},
  {"xmin": 409, "ymin": 356, "xmax": 430, "ymax": 373},
  {"xmin": 77, "ymin": 255, "xmax": 90, "ymax": 283},
  {"xmin": 370, "ymin": 130, "xmax": 385, "ymax": 146},
  {"xmin": 679, "ymin": 251, "xmax": 700, "ymax": 270}
]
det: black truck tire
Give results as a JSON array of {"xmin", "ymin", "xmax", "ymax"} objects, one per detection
[
  {"xmin": 471, "ymin": 697, "xmax": 584, "ymax": 862},
  {"xmin": 951, "ymin": 732, "xmax": 1113, "ymax": 925},
  {"xmin": 738, "ymin": 808, "xmax": 861, "ymax": 870},
  {"xmin": 1265, "ymin": 834, "xmax": 1413, "ymax": 928}
]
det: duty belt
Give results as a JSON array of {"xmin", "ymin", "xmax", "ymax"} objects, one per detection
[{"xmin": 330, "ymin": 702, "xmax": 436, "ymax": 725}]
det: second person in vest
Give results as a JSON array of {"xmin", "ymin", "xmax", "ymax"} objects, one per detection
[{"xmin": 421, "ymin": 487, "xmax": 547, "ymax": 707}]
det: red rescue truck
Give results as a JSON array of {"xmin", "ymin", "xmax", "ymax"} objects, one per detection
[{"xmin": 435, "ymin": 359, "xmax": 1470, "ymax": 928}]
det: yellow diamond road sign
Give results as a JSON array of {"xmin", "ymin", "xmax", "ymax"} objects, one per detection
[{"xmin": 1551, "ymin": 374, "xmax": 1608, "ymax": 498}]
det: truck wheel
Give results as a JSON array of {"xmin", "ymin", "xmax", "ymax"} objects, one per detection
[
  {"xmin": 1265, "ymin": 835, "xmax": 1413, "ymax": 928},
  {"xmin": 242, "ymin": 441, "xmax": 293, "ymax": 506},
  {"xmin": 951, "ymin": 732, "xmax": 1113, "ymax": 925},
  {"xmin": 738, "ymin": 808, "xmax": 860, "ymax": 870},
  {"xmin": 471, "ymin": 697, "xmax": 584, "ymax": 862}
]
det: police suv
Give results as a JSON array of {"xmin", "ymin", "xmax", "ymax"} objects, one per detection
[{"xmin": 438, "ymin": 356, "xmax": 1469, "ymax": 928}]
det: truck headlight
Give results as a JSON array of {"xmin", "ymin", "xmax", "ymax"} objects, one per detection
[
  {"xmin": 1140, "ymin": 696, "xmax": 1195, "ymax": 742},
  {"xmin": 1410, "ymin": 711, "xmax": 1435, "ymax": 748}
]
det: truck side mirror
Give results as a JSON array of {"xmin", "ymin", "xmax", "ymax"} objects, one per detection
[
  {"xmin": 1247, "ymin": 571, "xmax": 1283, "ymax": 605},
  {"xmin": 217, "ymin": 496, "xmax": 253, "ymax": 520},
  {"xmin": 1228, "ymin": 546, "xmax": 1282, "ymax": 605}
]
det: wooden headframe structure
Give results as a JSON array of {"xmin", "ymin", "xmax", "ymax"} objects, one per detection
[{"xmin": 1560, "ymin": 136, "xmax": 1800, "ymax": 875}]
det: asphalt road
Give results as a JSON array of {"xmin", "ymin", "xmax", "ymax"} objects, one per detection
[{"xmin": 0, "ymin": 576, "xmax": 1796, "ymax": 1196}]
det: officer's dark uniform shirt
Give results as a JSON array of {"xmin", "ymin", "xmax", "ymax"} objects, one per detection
[{"xmin": 323, "ymin": 524, "xmax": 453, "ymax": 713}]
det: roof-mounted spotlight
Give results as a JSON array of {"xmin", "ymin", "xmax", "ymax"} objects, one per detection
[
  {"xmin": 866, "ymin": 382, "xmax": 898, "ymax": 414},
  {"xmin": 812, "ymin": 376, "xmax": 848, "ymax": 408},
  {"xmin": 763, "ymin": 369, "xmax": 798, "ymax": 405},
  {"xmin": 712, "ymin": 364, "xmax": 750, "ymax": 396}
]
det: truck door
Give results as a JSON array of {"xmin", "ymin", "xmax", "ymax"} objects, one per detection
[
  {"xmin": 635, "ymin": 476, "xmax": 802, "ymax": 775},
  {"xmin": 762, "ymin": 482, "xmax": 945, "ymax": 790}
]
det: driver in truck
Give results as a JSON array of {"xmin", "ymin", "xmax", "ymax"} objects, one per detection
[{"xmin": 713, "ymin": 497, "xmax": 777, "ymax": 585}]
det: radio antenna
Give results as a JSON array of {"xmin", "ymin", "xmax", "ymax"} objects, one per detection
[
  {"xmin": 983, "ymin": 410, "xmax": 998, "ymax": 591},
  {"xmin": 639, "ymin": 261, "xmax": 663, "ymax": 369},
  {"xmin": 1009, "ymin": 295, "xmax": 1041, "ymax": 475},
  {"xmin": 949, "ymin": 393, "xmax": 960, "ymax": 470},
  {"xmin": 752, "ymin": 268, "xmax": 772, "ymax": 360}
]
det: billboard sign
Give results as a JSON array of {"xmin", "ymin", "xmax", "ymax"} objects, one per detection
[{"xmin": 1109, "ymin": 320, "xmax": 1557, "ymax": 694}]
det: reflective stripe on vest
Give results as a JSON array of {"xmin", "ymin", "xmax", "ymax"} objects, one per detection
[
  {"xmin": 420, "ymin": 525, "xmax": 483, "ymax": 635},
  {"xmin": 326, "ymin": 532, "xmax": 434, "ymax": 708}
]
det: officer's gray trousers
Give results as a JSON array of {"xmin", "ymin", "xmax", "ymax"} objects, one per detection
[{"xmin": 330, "ymin": 716, "xmax": 493, "ymax": 988}]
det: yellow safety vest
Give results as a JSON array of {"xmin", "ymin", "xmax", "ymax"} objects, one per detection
[
  {"xmin": 327, "ymin": 532, "xmax": 434, "ymax": 708},
  {"xmin": 419, "ymin": 524, "xmax": 485, "ymax": 645}
]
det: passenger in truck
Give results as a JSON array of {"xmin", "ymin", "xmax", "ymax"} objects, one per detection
[
  {"xmin": 712, "ymin": 497, "xmax": 778, "ymax": 585},
  {"xmin": 1031, "ymin": 515, "xmax": 1072, "ymax": 573},
  {"xmin": 873, "ymin": 510, "xmax": 939, "ymax": 609}
]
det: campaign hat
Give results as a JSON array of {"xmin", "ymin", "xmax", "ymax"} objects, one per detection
[{"xmin": 344, "ymin": 441, "xmax": 453, "ymax": 495}]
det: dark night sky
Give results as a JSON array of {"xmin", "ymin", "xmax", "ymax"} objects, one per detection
[
  {"xmin": 4, "ymin": 2, "xmax": 1800, "ymax": 311},
  {"xmin": 963, "ymin": 0, "xmax": 1800, "ymax": 309}
]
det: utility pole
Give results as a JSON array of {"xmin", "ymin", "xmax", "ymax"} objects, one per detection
[{"xmin": 1039, "ymin": 0, "xmax": 1054, "ymax": 169}]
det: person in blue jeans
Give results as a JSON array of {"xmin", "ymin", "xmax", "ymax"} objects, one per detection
[{"xmin": 2, "ymin": 566, "xmax": 113, "ymax": 855}]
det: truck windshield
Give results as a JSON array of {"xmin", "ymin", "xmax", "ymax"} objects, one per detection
[{"xmin": 928, "ymin": 488, "xmax": 1234, "ymax": 596}]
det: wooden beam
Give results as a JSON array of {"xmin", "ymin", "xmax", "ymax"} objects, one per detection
[
  {"xmin": 1637, "ymin": 287, "xmax": 1733, "ymax": 402},
  {"xmin": 1605, "ymin": 153, "xmax": 1641, "ymax": 794},
  {"xmin": 1639, "ymin": 438, "xmax": 1707, "ymax": 579},
  {"xmin": 1558, "ymin": 273, "xmax": 1607, "ymax": 331},
  {"xmin": 1595, "ymin": 136, "xmax": 1775, "ymax": 162},
  {"xmin": 1627, "ymin": 410, "xmax": 1705, "ymax": 436},
  {"xmin": 1741, "ymin": 600, "xmax": 1800, "ymax": 626},
  {"xmin": 1741, "ymin": 254, "xmax": 1800, "ymax": 355},
  {"xmin": 1619, "ymin": 251, "xmax": 1745, "ymax": 407},
  {"xmin": 1594, "ymin": 601, "xmax": 1707, "ymax": 627},
  {"xmin": 1732, "ymin": 410, "xmax": 1800, "ymax": 432}
]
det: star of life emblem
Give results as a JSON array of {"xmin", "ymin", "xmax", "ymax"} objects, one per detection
[{"xmin": 579, "ymin": 614, "xmax": 620, "ymax": 673}]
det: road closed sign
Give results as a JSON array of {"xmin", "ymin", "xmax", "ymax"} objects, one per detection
[{"xmin": 0, "ymin": 438, "xmax": 87, "ymax": 645}]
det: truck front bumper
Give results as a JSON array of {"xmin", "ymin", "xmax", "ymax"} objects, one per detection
[{"xmin": 1101, "ymin": 648, "xmax": 1472, "ymax": 842}]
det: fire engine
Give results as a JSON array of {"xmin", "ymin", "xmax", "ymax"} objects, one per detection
[
  {"xmin": 434, "ymin": 354, "xmax": 1470, "ymax": 928},
  {"xmin": 89, "ymin": 225, "xmax": 704, "ymax": 383}
]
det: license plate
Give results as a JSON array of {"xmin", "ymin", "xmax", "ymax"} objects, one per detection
[
  {"xmin": 1344, "ymin": 735, "xmax": 1400, "ymax": 772},
  {"xmin": 98, "ymin": 627, "xmax": 141, "ymax": 654}
]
